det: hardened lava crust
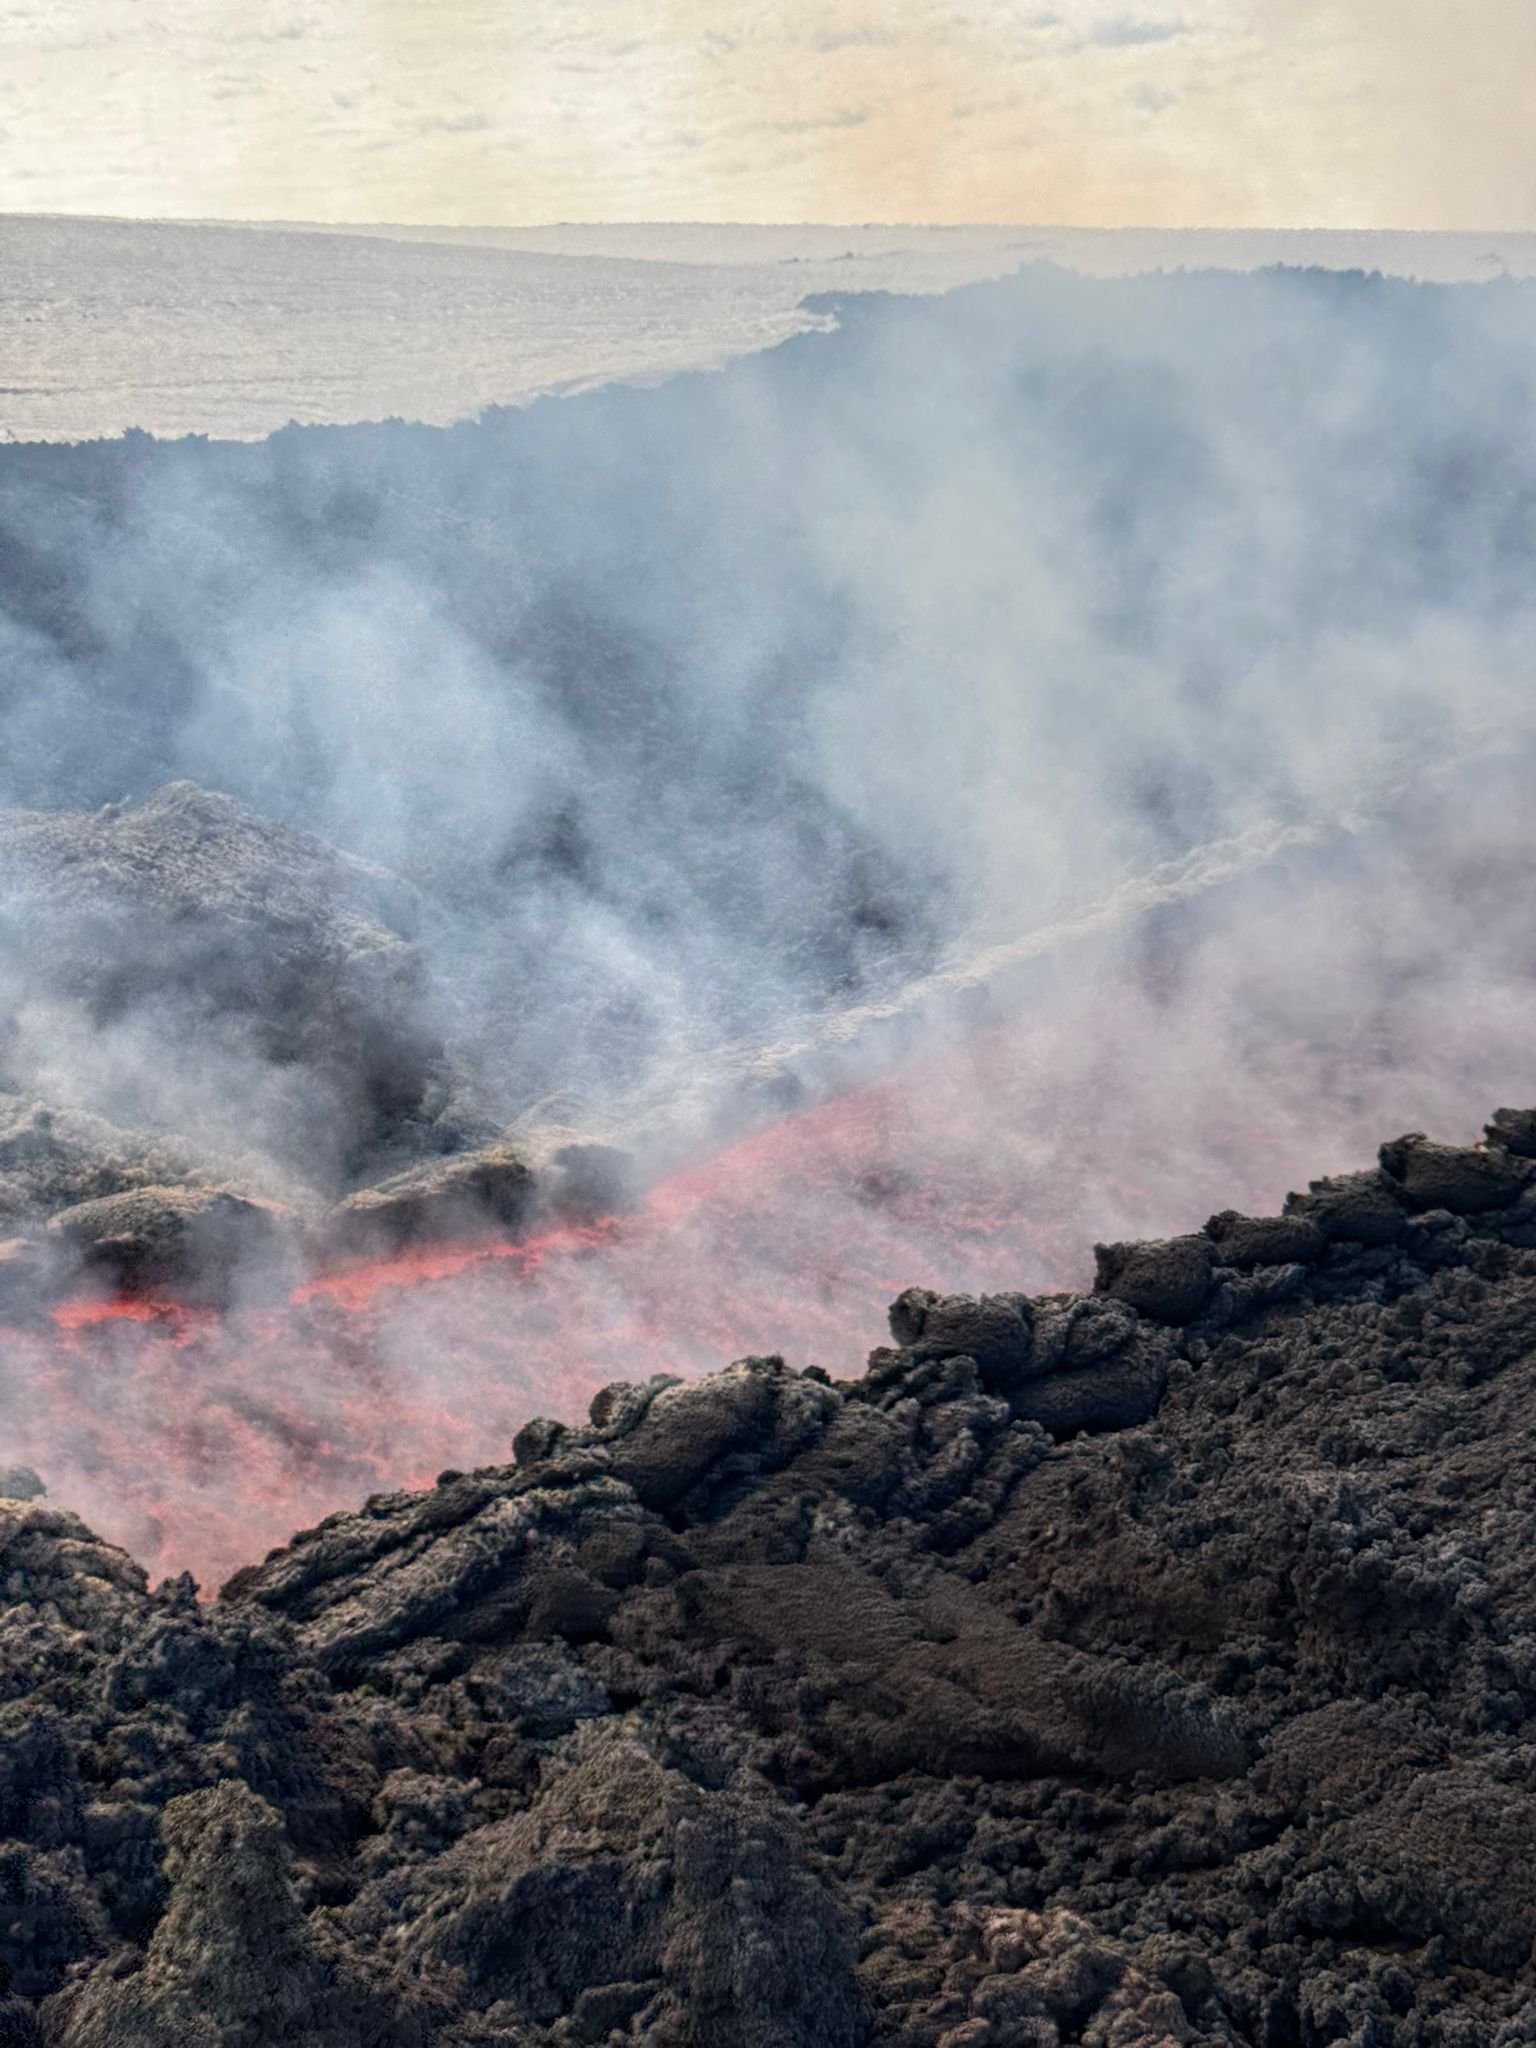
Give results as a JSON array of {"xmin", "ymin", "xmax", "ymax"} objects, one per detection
[{"xmin": 3, "ymin": 1114, "xmax": 1536, "ymax": 2045}]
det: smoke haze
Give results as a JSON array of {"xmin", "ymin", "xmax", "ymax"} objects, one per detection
[{"xmin": 3, "ymin": 260, "xmax": 1535, "ymax": 1579}]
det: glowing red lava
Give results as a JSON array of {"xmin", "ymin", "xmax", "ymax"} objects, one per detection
[
  {"xmin": 51, "ymin": 1296, "xmax": 215, "ymax": 1338},
  {"xmin": 5, "ymin": 888, "xmax": 1535, "ymax": 1593}
]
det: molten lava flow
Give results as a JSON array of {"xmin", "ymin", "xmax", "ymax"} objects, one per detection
[
  {"xmin": 290, "ymin": 1215, "xmax": 628, "ymax": 1313},
  {"xmin": 51, "ymin": 1296, "xmax": 216, "ymax": 1338},
  {"xmin": 5, "ymin": 871, "xmax": 1535, "ymax": 1594},
  {"xmin": 3, "ymin": 1036, "xmax": 1087, "ymax": 1592}
]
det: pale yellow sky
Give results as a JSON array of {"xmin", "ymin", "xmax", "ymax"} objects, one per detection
[{"xmin": 2, "ymin": 0, "xmax": 1533, "ymax": 228}]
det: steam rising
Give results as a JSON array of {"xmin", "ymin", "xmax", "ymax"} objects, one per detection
[{"xmin": 3, "ymin": 261, "xmax": 1535, "ymax": 1580}]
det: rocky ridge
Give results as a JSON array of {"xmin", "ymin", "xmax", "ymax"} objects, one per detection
[
  {"xmin": 2, "ymin": 1113, "xmax": 1536, "ymax": 2043},
  {"xmin": 0, "ymin": 784, "xmax": 637, "ymax": 1305}
]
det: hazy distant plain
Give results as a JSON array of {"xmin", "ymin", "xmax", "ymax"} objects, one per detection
[{"xmin": 5, "ymin": 216, "xmax": 1536, "ymax": 444}]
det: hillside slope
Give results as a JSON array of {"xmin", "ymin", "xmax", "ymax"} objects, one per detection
[{"xmin": 3, "ymin": 1112, "xmax": 1536, "ymax": 2045}]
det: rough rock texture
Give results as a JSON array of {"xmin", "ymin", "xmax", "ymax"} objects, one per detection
[
  {"xmin": 324, "ymin": 1145, "xmax": 542, "ymax": 1259},
  {"xmin": 0, "ymin": 788, "xmax": 634, "ymax": 1303},
  {"xmin": 321, "ymin": 1137, "xmax": 633, "ymax": 1262},
  {"xmin": 45, "ymin": 1186, "xmax": 297, "ymax": 1304},
  {"xmin": 0, "ymin": 1096, "xmax": 240, "ymax": 1227},
  {"xmin": 5, "ymin": 1113, "xmax": 1536, "ymax": 2044},
  {"xmin": 0, "ymin": 1091, "xmax": 307, "ymax": 1307},
  {"xmin": 0, "ymin": 783, "xmax": 439, "ymax": 1164},
  {"xmin": 0, "ymin": 782, "xmax": 529, "ymax": 1275}
]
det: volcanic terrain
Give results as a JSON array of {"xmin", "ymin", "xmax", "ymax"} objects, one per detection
[
  {"xmin": 1, "ymin": 1111, "xmax": 1535, "ymax": 2043},
  {"xmin": 3, "ymin": 757, "xmax": 1534, "ymax": 1591},
  {"xmin": 5, "ymin": 257, "xmax": 1536, "ymax": 2045}
]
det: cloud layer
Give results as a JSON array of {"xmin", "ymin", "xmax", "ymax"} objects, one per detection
[{"xmin": 2, "ymin": 0, "xmax": 1534, "ymax": 227}]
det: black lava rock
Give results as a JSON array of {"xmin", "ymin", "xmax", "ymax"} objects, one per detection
[{"xmin": 6, "ymin": 1112, "xmax": 1536, "ymax": 2047}]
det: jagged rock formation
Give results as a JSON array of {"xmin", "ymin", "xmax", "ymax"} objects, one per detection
[
  {"xmin": 4, "ymin": 1113, "xmax": 1536, "ymax": 2043},
  {"xmin": 44, "ymin": 1186, "xmax": 297, "ymax": 1304},
  {"xmin": 0, "ymin": 783, "xmax": 443, "ymax": 1172},
  {"xmin": 0, "ymin": 785, "xmax": 640, "ymax": 1303},
  {"xmin": 0, "ymin": 1091, "xmax": 307, "ymax": 1306}
]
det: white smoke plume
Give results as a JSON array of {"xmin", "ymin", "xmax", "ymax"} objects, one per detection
[{"xmin": 2, "ymin": 260, "xmax": 1534, "ymax": 1579}]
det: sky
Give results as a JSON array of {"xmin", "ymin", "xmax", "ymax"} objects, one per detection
[{"xmin": 1, "ymin": 0, "xmax": 1534, "ymax": 229}]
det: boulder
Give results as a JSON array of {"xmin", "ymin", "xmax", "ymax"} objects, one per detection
[
  {"xmin": 1378, "ymin": 1132, "xmax": 1529, "ymax": 1214},
  {"xmin": 1486, "ymin": 1107, "xmax": 1536, "ymax": 1158},
  {"xmin": 0, "ymin": 1095, "xmax": 229, "ymax": 1234},
  {"xmin": 1092, "ymin": 1234, "xmax": 1214, "ymax": 1324},
  {"xmin": 45, "ymin": 1186, "xmax": 294, "ymax": 1302},
  {"xmin": 888, "ymin": 1289, "xmax": 1036, "ymax": 1389},
  {"xmin": 1282, "ymin": 1169, "xmax": 1407, "ymax": 1246},
  {"xmin": 602, "ymin": 1358, "xmax": 838, "ymax": 1515},
  {"xmin": 1204, "ymin": 1208, "xmax": 1324, "ymax": 1268},
  {"xmin": 324, "ymin": 1142, "xmax": 537, "ymax": 1257},
  {"xmin": 1013, "ymin": 1344, "xmax": 1169, "ymax": 1438}
]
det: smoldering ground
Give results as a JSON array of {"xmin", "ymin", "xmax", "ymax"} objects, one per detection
[{"xmin": 2, "ymin": 261, "xmax": 1535, "ymax": 1578}]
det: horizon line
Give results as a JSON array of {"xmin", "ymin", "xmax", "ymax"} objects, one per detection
[{"xmin": 5, "ymin": 210, "xmax": 1536, "ymax": 238}]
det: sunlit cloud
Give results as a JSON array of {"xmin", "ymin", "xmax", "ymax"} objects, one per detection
[
  {"xmin": 1085, "ymin": 16, "xmax": 1187, "ymax": 48},
  {"xmin": 0, "ymin": 0, "xmax": 1532, "ymax": 226}
]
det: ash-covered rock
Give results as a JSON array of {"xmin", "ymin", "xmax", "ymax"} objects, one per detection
[
  {"xmin": 1093, "ymin": 1233, "xmax": 1216, "ymax": 1323},
  {"xmin": 0, "ymin": 787, "xmax": 641, "ymax": 1308},
  {"xmin": 1377, "ymin": 1132, "xmax": 1532, "ymax": 1214},
  {"xmin": 45, "ymin": 1185, "xmax": 297, "ymax": 1305},
  {"xmin": 0, "ymin": 782, "xmax": 452, "ymax": 1195},
  {"xmin": 1487, "ymin": 1106, "xmax": 1536, "ymax": 1158},
  {"xmin": 1281, "ymin": 1166, "xmax": 1410, "ymax": 1247},
  {"xmin": 6, "ymin": 1114, "xmax": 1536, "ymax": 2044},
  {"xmin": 0, "ymin": 1091, "xmax": 312, "ymax": 1310},
  {"xmin": 0, "ymin": 1096, "xmax": 239, "ymax": 1226},
  {"xmin": 324, "ymin": 1143, "xmax": 540, "ymax": 1259}
]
